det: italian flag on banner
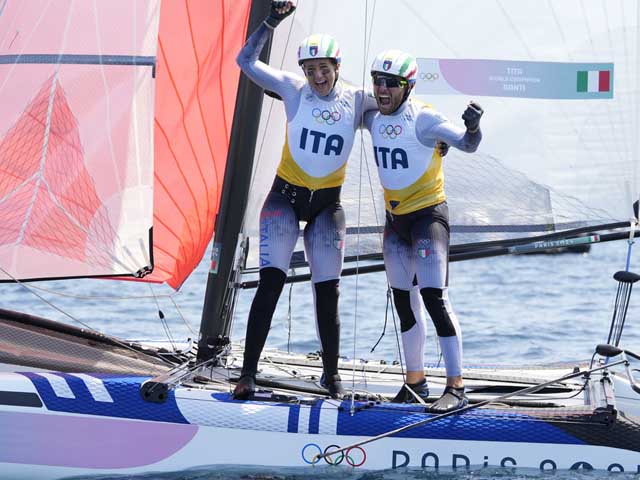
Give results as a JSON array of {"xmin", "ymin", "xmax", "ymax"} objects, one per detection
[{"xmin": 577, "ymin": 70, "xmax": 610, "ymax": 92}]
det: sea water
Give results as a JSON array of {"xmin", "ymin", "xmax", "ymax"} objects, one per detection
[
  {"xmin": 5, "ymin": 240, "xmax": 640, "ymax": 480},
  {"xmin": 78, "ymin": 466, "xmax": 640, "ymax": 480},
  {"xmin": 232, "ymin": 239, "xmax": 640, "ymax": 367}
]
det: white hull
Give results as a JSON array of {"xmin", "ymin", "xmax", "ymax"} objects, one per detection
[
  {"xmin": 1, "ymin": 424, "xmax": 638, "ymax": 479},
  {"xmin": 0, "ymin": 351, "xmax": 638, "ymax": 479}
]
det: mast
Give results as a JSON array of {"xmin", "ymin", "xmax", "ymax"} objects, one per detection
[{"xmin": 197, "ymin": 0, "xmax": 272, "ymax": 363}]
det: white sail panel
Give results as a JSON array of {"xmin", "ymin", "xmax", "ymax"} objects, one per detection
[
  {"xmin": 243, "ymin": 0, "xmax": 639, "ymax": 266},
  {"xmin": 0, "ymin": 0, "xmax": 160, "ymax": 280}
]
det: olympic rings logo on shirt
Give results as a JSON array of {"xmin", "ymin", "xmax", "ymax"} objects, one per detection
[
  {"xmin": 420, "ymin": 72, "xmax": 439, "ymax": 80},
  {"xmin": 378, "ymin": 124, "xmax": 403, "ymax": 139},
  {"xmin": 312, "ymin": 108, "xmax": 342, "ymax": 125},
  {"xmin": 301, "ymin": 443, "xmax": 366, "ymax": 467}
]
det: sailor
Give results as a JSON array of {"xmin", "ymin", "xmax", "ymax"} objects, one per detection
[
  {"xmin": 232, "ymin": 1, "xmax": 379, "ymax": 399},
  {"xmin": 364, "ymin": 50, "xmax": 483, "ymax": 413}
]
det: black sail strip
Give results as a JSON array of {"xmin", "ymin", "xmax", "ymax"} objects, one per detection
[{"xmin": 0, "ymin": 54, "xmax": 156, "ymax": 76}]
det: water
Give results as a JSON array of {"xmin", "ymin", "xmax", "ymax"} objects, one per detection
[
  {"xmin": 5, "ymin": 239, "xmax": 640, "ymax": 480},
  {"xmin": 77, "ymin": 466, "xmax": 640, "ymax": 480},
  {"xmin": 232, "ymin": 240, "xmax": 640, "ymax": 367}
]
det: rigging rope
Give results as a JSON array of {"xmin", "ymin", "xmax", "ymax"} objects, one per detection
[
  {"xmin": 389, "ymin": 286, "xmax": 406, "ymax": 383},
  {"xmin": 228, "ymin": 0, "xmax": 301, "ymax": 345},
  {"xmin": 349, "ymin": 0, "xmax": 381, "ymax": 412},
  {"xmin": 345, "ymin": 0, "xmax": 422, "ymax": 407},
  {"xmin": 16, "ymin": 283, "xmax": 179, "ymax": 301},
  {"xmin": 349, "ymin": 0, "xmax": 367, "ymax": 412},
  {"xmin": 0, "ymin": 265, "xmax": 176, "ymax": 366},
  {"xmin": 369, "ymin": 288, "xmax": 390, "ymax": 353},
  {"xmin": 148, "ymin": 284, "xmax": 177, "ymax": 351},
  {"xmin": 8, "ymin": 274, "xmax": 199, "ymax": 345},
  {"xmin": 169, "ymin": 296, "xmax": 197, "ymax": 337}
]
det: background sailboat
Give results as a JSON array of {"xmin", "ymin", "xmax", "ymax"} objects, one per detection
[{"xmin": 0, "ymin": 0, "xmax": 639, "ymax": 478}]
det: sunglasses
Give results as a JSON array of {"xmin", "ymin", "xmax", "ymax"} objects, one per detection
[{"xmin": 372, "ymin": 75, "xmax": 408, "ymax": 88}]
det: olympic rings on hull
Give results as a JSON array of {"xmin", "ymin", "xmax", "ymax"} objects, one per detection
[
  {"xmin": 378, "ymin": 124, "xmax": 403, "ymax": 139},
  {"xmin": 301, "ymin": 443, "xmax": 367, "ymax": 467},
  {"xmin": 312, "ymin": 108, "xmax": 342, "ymax": 125}
]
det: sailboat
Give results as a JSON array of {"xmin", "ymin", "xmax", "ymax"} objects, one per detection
[{"xmin": 0, "ymin": 0, "xmax": 639, "ymax": 478}]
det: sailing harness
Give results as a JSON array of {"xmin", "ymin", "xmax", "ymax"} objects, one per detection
[{"xmin": 272, "ymin": 176, "xmax": 341, "ymax": 222}]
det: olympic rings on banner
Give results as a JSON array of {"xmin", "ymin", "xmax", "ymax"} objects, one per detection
[
  {"xmin": 301, "ymin": 443, "xmax": 366, "ymax": 467},
  {"xmin": 420, "ymin": 72, "xmax": 439, "ymax": 80},
  {"xmin": 378, "ymin": 124, "xmax": 403, "ymax": 139},
  {"xmin": 312, "ymin": 108, "xmax": 342, "ymax": 125}
]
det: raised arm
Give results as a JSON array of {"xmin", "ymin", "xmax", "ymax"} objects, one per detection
[
  {"xmin": 416, "ymin": 102, "xmax": 483, "ymax": 153},
  {"xmin": 236, "ymin": 2, "xmax": 304, "ymax": 114}
]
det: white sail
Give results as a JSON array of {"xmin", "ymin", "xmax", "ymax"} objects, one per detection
[
  {"xmin": 0, "ymin": 1, "xmax": 160, "ymax": 280},
  {"xmin": 243, "ymin": 0, "xmax": 639, "ymax": 266}
]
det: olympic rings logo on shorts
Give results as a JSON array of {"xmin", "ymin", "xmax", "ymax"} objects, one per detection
[
  {"xmin": 420, "ymin": 72, "xmax": 439, "ymax": 81},
  {"xmin": 312, "ymin": 108, "xmax": 342, "ymax": 125},
  {"xmin": 378, "ymin": 124, "xmax": 403, "ymax": 139},
  {"xmin": 301, "ymin": 443, "xmax": 366, "ymax": 467}
]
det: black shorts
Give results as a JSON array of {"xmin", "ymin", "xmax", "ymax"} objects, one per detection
[
  {"xmin": 271, "ymin": 176, "xmax": 342, "ymax": 223},
  {"xmin": 385, "ymin": 201, "xmax": 450, "ymax": 244}
]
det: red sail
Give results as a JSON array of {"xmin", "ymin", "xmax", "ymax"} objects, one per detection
[{"xmin": 148, "ymin": 0, "xmax": 251, "ymax": 289}]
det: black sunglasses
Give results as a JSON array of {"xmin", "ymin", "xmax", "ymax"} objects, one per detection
[{"xmin": 372, "ymin": 74, "xmax": 408, "ymax": 88}]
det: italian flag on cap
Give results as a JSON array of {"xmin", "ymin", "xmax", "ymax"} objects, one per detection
[{"xmin": 577, "ymin": 70, "xmax": 610, "ymax": 92}]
